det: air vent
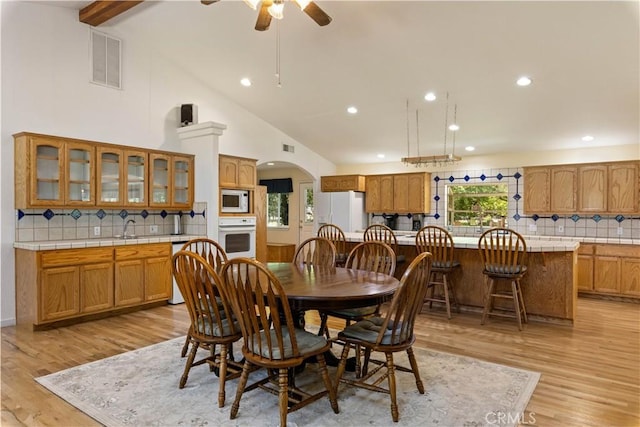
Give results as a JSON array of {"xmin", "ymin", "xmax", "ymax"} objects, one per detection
[
  {"xmin": 282, "ymin": 144, "xmax": 295, "ymax": 153},
  {"xmin": 91, "ymin": 30, "xmax": 121, "ymax": 89}
]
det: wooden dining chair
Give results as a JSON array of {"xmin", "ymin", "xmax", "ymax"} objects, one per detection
[
  {"xmin": 363, "ymin": 223, "xmax": 405, "ymax": 264},
  {"xmin": 292, "ymin": 236, "xmax": 337, "ymax": 271},
  {"xmin": 171, "ymin": 250, "xmax": 243, "ymax": 408},
  {"xmin": 333, "ymin": 251, "xmax": 433, "ymax": 422},
  {"xmin": 317, "ymin": 224, "xmax": 348, "ymax": 267},
  {"xmin": 220, "ymin": 257, "xmax": 339, "ymax": 427},
  {"xmin": 415, "ymin": 225, "xmax": 460, "ymax": 319},
  {"xmin": 178, "ymin": 238, "xmax": 229, "ymax": 357},
  {"xmin": 478, "ymin": 228, "xmax": 529, "ymax": 330}
]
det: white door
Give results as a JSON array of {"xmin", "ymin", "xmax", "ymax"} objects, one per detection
[{"xmin": 299, "ymin": 182, "xmax": 315, "ymax": 244}]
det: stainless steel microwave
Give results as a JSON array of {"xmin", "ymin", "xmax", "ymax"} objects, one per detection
[{"xmin": 221, "ymin": 189, "xmax": 250, "ymax": 213}]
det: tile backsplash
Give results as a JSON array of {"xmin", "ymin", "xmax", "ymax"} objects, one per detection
[{"xmin": 15, "ymin": 202, "xmax": 208, "ymax": 242}]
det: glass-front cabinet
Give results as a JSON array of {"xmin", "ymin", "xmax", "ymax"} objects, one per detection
[
  {"xmin": 172, "ymin": 155, "xmax": 193, "ymax": 208},
  {"xmin": 66, "ymin": 142, "xmax": 95, "ymax": 206},
  {"xmin": 96, "ymin": 147, "xmax": 123, "ymax": 206},
  {"xmin": 30, "ymin": 137, "xmax": 66, "ymax": 206},
  {"xmin": 149, "ymin": 153, "xmax": 171, "ymax": 207},
  {"xmin": 125, "ymin": 150, "xmax": 147, "ymax": 206}
]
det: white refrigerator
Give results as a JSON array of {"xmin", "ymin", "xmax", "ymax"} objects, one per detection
[{"xmin": 316, "ymin": 191, "xmax": 367, "ymax": 233}]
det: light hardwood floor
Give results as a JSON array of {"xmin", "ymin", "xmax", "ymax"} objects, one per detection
[{"xmin": 2, "ymin": 298, "xmax": 639, "ymax": 426}]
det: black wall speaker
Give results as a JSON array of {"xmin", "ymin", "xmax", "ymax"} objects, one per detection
[{"xmin": 180, "ymin": 104, "xmax": 197, "ymax": 127}]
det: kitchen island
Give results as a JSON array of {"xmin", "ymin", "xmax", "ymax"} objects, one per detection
[{"xmin": 344, "ymin": 232, "xmax": 580, "ymax": 324}]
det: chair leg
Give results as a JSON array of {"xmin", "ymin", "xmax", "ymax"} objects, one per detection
[
  {"xmin": 318, "ymin": 312, "xmax": 330, "ymax": 339},
  {"xmin": 442, "ymin": 273, "xmax": 452, "ymax": 319},
  {"xmin": 481, "ymin": 277, "xmax": 495, "ymax": 325},
  {"xmin": 355, "ymin": 344, "xmax": 362, "ymax": 378},
  {"xmin": 181, "ymin": 333, "xmax": 191, "ymax": 357},
  {"xmin": 316, "ymin": 353, "xmax": 339, "ymax": 413},
  {"xmin": 516, "ymin": 280, "xmax": 528, "ymax": 323},
  {"xmin": 278, "ymin": 368, "xmax": 289, "ymax": 427},
  {"xmin": 334, "ymin": 343, "xmax": 351, "ymax": 394},
  {"xmin": 406, "ymin": 346, "xmax": 424, "ymax": 394},
  {"xmin": 217, "ymin": 343, "xmax": 228, "ymax": 408},
  {"xmin": 230, "ymin": 360, "xmax": 252, "ymax": 419},
  {"xmin": 511, "ymin": 280, "xmax": 523, "ymax": 331},
  {"xmin": 385, "ymin": 352, "xmax": 399, "ymax": 422},
  {"xmin": 180, "ymin": 341, "xmax": 200, "ymax": 388}
]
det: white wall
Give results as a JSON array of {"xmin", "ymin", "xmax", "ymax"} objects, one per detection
[{"xmin": 0, "ymin": 2, "xmax": 335, "ymax": 326}]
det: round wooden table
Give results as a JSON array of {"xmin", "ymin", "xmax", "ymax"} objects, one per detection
[{"xmin": 267, "ymin": 262, "xmax": 400, "ymax": 312}]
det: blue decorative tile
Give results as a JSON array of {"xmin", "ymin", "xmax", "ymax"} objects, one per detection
[
  {"xmin": 448, "ymin": 176, "xmax": 455, "ymax": 182},
  {"xmin": 434, "ymin": 213, "xmax": 440, "ymax": 220},
  {"xmin": 96, "ymin": 209, "xmax": 107, "ymax": 220},
  {"xmin": 514, "ymin": 172, "xmax": 522, "ymax": 179},
  {"xmin": 532, "ymin": 214, "xmax": 539, "ymax": 221},
  {"xmin": 592, "ymin": 214, "xmax": 602, "ymax": 223},
  {"xmin": 513, "ymin": 213, "xmax": 521, "ymax": 221},
  {"xmin": 140, "ymin": 210, "xmax": 149, "ymax": 219},
  {"xmin": 190, "ymin": 210, "xmax": 195, "ymax": 218},
  {"xmin": 513, "ymin": 193, "xmax": 521, "ymax": 201},
  {"xmin": 434, "ymin": 176, "xmax": 441, "ymax": 182},
  {"xmin": 551, "ymin": 214, "xmax": 559, "ymax": 222},
  {"xmin": 119, "ymin": 210, "xmax": 128, "ymax": 219},
  {"xmin": 434, "ymin": 195, "xmax": 441, "ymax": 202},
  {"xmin": 497, "ymin": 173, "xmax": 503, "ymax": 180},
  {"xmin": 615, "ymin": 215, "xmax": 625, "ymax": 223},
  {"xmin": 70, "ymin": 209, "xmax": 82, "ymax": 220},
  {"xmin": 17, "ymin": 209, "xmax": 25, "ymax": 220},
  {"xmin": 570, "ymin": 214, "xmax": 580, "ymax": 223},
  {"xmin": 160, "ymin": 210, "xmax": 168, "ymax": 219},
  {"xmin": 201, "ymin": 209, "xmax": 206, "ymax": 218},
  {"xmin": 480, "ymin": 174, "xmax": 486, "ymax": 181},
  {"xmin": 463, "ymin": 175, "xmax": 470, "ymax": 182},
  {"xmin": 43, "ymin": 209, "xmax": 55, "ymax": 220}
]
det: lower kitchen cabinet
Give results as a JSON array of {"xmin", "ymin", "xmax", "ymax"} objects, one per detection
[
  {"xmin": 577, "ymin": 243, "xmax": 640, "ymax": 298},
  {"xmin": 15, "ymin": 243, "xmax": 171, "ymax": 329}
]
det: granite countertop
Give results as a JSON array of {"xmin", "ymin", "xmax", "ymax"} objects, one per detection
[
  {"xmin": 344, "ymin": 232, "xmax": 637, "ymax": 252},
  {"xmin": 14, "ymin": 235, "xmax": 205, "ymax": 251}
]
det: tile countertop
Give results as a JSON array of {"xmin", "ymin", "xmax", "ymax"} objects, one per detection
[
  {"xmin": 344, "ymin": 232, "xmax": 638, "ymax": 253},
  {"xmin": 13, "ymin": 235, "xmax": 205, "ymax": 251}
]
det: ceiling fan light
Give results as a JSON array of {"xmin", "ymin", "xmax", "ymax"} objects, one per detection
[
  {"xmin": 294, "ymin": 0, "xmax": 311, "ymax": 10},
  {"xmin": 243, "ymin": 0, "xmax": 260, "ymax": 10},
  {"xmin": 268, "ymin": 2, "xmax": 284, "ymax": 19}
]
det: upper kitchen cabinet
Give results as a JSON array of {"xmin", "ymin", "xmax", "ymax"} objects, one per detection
[
  {"xmin": 97, "ymin": 147, "xmax": 148, "ymax": 207},
  {"xmin": 578, "ymin": 165, "xmax": 607, "ymax": 213},
  {"xmin": 15, "ymin": 133, "xmax": 95, "ymax": 208},
  {"xmin": 523, "ymin": 167, "xmax": 550, "ymax": 213},
  {"xmin": 149, "ymin": 153, "xmax": 194, "ymax": 209},
  {"xmin": 124, "ymin": 150, "xmax": 148, "ymax": 207},
  {"xmin": 219, "ymin": 154, "xmax": 257, "ymax": 189},
  {"xmin": 321, "ymin": 175, "xmax": 365, "ymax": 192},
  {"xmin": 608, "ymin": 162, "xmax": 638, "ymax": 213},
  {"xmin": 171, "ymin": 155, "xmax": 194, "ymax": 208},
  {"xmin": 149, "ymin": 153, "xmax": 171, "ymax": 207},
  {"xmin": 366, "ymin": 172, "xmax": 430, "ymax": 214},
  {"xmin": 550, "ymin": 166, "xmax": 577, "ymax": 212}
]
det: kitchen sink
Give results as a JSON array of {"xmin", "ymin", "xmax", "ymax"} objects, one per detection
[{"xmin": 113, "ymin": 234, "xmax": 137, "ymax": 240}]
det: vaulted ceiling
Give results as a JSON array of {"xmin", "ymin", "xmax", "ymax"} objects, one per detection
[{"xmin": 68, "ymin": 1, "xmax": 640, "ymax": 165}]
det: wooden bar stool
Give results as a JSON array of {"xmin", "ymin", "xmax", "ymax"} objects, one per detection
[
  {"xmin": 478, "ymin": 228, "xmax": 528, "ymax": 330},
  {"xmin": 415, "ymin": 225, "xmax": 460, "ymax": 319}
]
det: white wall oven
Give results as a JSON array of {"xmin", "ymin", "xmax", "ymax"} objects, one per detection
[
  {"xmin": 221, "ymin": 189, "xmax": 250, "ymax": 213},
  {"xmin": 218, "ymin": 216, "xmax": 256, "ymax": 259}
]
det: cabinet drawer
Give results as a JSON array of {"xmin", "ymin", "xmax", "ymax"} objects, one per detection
[
  {"xmin": 115, "ymin": 243, "xmax": 171, "ymax": 260},
  {"xmin": 595, "ymin": 245, "xmax": 640, "ymax": 258},
  {"xmin": 578, "ymin": 243, "xmax": 595, "ymax": 255},
  {"xmin": 41, "ymin": 248, "xmax": 113, "ymax": 268}
]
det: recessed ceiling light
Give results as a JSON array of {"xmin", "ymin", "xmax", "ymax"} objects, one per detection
[
  {"xmin": 424, "ymin": 92, "xmax": 437, "ymax": 102},
  {"xmin": 448, "ymin": 124, "xmax": 460, "ymax": 131},
  {"xmin": 516, "ymin": 76, "xmax": 532, "ymax": 86},
  {"xmin": 465, "ymin": 146, "xmax": 475, "ymax": 152},
  {"xmin": 377, "ymin": 153, "xmax": 385, "ymax": 159},
  {"xmin": 240, "ymin": 78, "xmax": 252, "ymax": 87},
  {"xmin": 267, "ymin": 162, "xmax": 275, "ymax": 166},
  {"xmin": 581, "ymin": 135, "xmax": 594, "ymax": 142},
  {"xmin": 347, "ymin": 106, "xmax": 358, "ymax": 114}
]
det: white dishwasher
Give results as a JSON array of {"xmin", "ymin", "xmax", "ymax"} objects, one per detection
[{"xmin": 168, "ymin": 241, "xmax": 188, "ymax": 304}]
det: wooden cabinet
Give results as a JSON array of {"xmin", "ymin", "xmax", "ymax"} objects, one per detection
[
  {"xmin": 15, "ymin": 243, "xmax": 171, "ymax": 329},
  {"xmin": 524, "ymin": 161, "xmax": 639, "ymax": 214},
  {"xmin": 366, "ymin": 173, "xmax": 430, "ymax": 214},
  {"xmin": 219, "ymin": 154, "xmax": 257, "ymax": 189},
  {"xmin": 577, "ymin": 244, "xmax": 640, "ymax": 298},
  {"xmin": 115, "ymin": 243, "xmax": 171, "ymax": 307},
  {"xmin": 14, "ymin": 133, "xmax": 95, "ymax": 208},
  {"xmin": 15, "ymin": 132, "xmax": 193, "ymax": 209},
  {"xmin": 321, "ymin": 175, "xmax": 365, "ymax": 192}
]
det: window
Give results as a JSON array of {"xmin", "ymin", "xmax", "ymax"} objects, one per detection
[
  {"xmin": 267, "ymin": 193, "xmax": 289, "ymax": 227},
  {"xmin": 446, "ymin": 184, "xmax": 508, "ymax": 228}
]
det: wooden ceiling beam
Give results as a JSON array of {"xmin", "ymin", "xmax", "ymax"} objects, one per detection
[{"xmin": 79, "ymin": 1, "xmax": 144, "ymax": 27}]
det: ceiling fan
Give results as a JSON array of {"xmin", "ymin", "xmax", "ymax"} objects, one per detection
[{"xmin": 201, "ymin": 0, "xmax": 331, "ymax": 31}]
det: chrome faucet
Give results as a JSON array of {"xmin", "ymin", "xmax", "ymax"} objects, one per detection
[{"xmin": 123, "ymin": 219, "xmax": 136, "ymax": 238}]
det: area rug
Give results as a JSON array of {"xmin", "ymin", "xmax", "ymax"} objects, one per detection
[{"xmin": 35, "ymin": 337, "xmax": 539, "ymax": 427}]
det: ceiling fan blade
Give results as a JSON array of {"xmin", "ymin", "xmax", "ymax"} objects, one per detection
[
  {"xmin": 255, "ymin": 1, "xmax": 272, "ymax": 31},
  {"xmin": 200, "ymin": 0, "xmax": 219, "ymax": 4},
  {"xmin": 303, "ymin": 2, "xmax": 331, "ymax": 26}
]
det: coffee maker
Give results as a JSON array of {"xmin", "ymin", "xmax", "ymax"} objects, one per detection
[
  {"xmin": 383, "ymin": 214, "xmax": 399, "ymax": 230},
  {"xmin": 412, "ymin": 215, "xmax": 423, "ymax": 231}
]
